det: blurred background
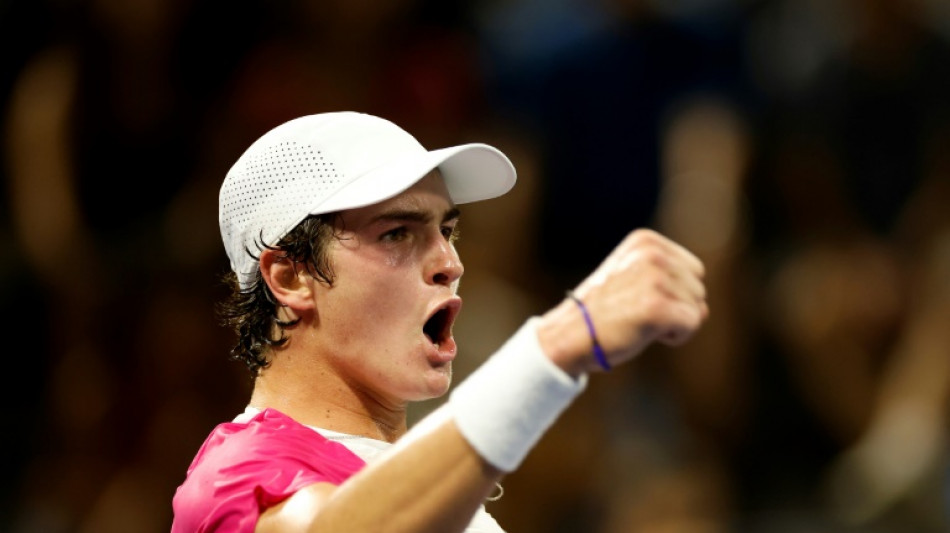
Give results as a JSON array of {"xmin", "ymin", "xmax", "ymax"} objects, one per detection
[{"xmin": 2, "ymin": 0, "xmax": 949, "ymax": 531}]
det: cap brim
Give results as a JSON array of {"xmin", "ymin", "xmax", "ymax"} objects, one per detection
[{"xmin": 311, "ymin": 142, "xmax": 516, "ymax": 215}]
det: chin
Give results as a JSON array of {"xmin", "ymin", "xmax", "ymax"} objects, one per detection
[{"xmin": 415, "ymin": 371, "xmax": 452, "ymax": 401}]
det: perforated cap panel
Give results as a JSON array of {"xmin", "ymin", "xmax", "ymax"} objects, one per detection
[{"xmin": 221, "ymin": 140, "xmax": 341, "ymax": 259}]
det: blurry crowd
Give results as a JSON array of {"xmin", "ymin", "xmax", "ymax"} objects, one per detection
[{"xmin": 1, "ymin": 0, "xmax": 949, "ymax": 532}]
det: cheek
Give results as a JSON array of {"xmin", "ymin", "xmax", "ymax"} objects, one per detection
[
  {"xmin": 332, "ymin": 257, "xmax": 415, "ymax": 328},
  {"xmin": 326, "ymin": 238, "xmax": 425, "ymax": 327}
]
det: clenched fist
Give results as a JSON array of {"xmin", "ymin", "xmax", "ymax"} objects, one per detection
[{"xmin": 537, "ymin": 229, "xmax": 709, "ymax": 376}]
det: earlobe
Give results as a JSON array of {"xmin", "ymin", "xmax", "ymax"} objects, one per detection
[{"xmin": 259, "ymin": 249, "xmax": 314, "ymax": 312}]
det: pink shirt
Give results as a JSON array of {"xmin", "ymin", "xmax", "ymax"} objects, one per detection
[{"xmin": 171, "ymin": 408, "xmax": 366, "ymax": 533}]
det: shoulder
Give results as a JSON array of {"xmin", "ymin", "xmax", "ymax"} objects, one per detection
[
  {"xmin": 171, "ymin": 408, "xmax": 365, "ymax": 532},
  {"xmin": 189, "ymin": 408, "xmax": 365, "ymax": 480}
]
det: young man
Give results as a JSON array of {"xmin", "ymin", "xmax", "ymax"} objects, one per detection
[{"xmin": 171, "ymin": 111, "xmax": 709, "ymax": 532}]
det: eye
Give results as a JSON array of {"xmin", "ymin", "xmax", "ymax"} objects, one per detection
[
  {"xmin": 381, "ymin": 226, "xmax": 408, "ymax": 242},
  {"xmin": 442, "ymin": 224, "xmax": 460, "ymax": 243}
]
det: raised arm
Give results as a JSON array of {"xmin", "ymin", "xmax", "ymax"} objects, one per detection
[{"xmin": 256, "ymin": 228, "xmax": 708, "ymax": 533}]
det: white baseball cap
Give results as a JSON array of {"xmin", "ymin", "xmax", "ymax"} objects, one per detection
[{"xmin": 219, "ymin": 111, "xmax": 517, "ymax": 289}]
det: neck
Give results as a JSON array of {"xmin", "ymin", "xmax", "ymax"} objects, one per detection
[{"xmin": 249, "ymin": 364, "xmax": 409, "ymax": 443}]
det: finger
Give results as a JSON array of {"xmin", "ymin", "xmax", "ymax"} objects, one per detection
[
  {"xmin": 617, "ymin": 229, "xmax": 706, "ymax": 279},
  {"xmin": 657, "ymin": 299, "xmax": 708, "ymax": 346},
  {"xmin": 662, "ymin": 253, "xmax": 707, "ymax": 304},
  {"xmin": 641, "ymin": 245, "xmax": 707, "ymax": 306},
  {"xmin": 655, "ymin": 233, "xmax": 706, "ymax": 279}
]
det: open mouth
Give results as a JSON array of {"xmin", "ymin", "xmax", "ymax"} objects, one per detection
[{"xmin": 423, "ymin": 299, "xmax": 460, "ymax": 349}]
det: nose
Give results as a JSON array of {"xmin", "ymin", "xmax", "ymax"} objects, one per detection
[{"xmin": 428, "ymin": 238, "xmax": 464, "ymax": 287}]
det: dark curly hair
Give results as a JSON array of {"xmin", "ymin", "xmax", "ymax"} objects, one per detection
[{"xmin": 216, "ymin": 213, "xmax": 340, "ymax": 376}]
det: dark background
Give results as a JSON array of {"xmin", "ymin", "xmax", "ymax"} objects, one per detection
[{"xmin": 2, "ymin": 0, "xmax": 949, "ymax": 531}]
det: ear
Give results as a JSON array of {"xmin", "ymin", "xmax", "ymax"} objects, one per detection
[{"xmin": 259, "ymin": 249, "xmax": 315, "ymax": 313}]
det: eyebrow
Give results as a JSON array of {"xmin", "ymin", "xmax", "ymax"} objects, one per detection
[{"xmin": 371, "ymin": 206, "xmax": 461, "ymax": 225}]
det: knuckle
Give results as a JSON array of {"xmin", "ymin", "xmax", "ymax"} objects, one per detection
[
  {"xmin": 643, "ymin": 247, "xmax": 667, "ymax": 267},
  {"xmin": 629, "ymin": 228, "xmax": 659, "ymax": 246}
]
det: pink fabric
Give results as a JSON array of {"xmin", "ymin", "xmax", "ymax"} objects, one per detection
[{"xmin": 171, "ymin": 408, "xmax": 366, "ymax": 532}]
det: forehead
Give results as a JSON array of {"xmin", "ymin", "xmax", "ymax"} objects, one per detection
[{"xmin": 338, "ymin": 171, "xmax": 455, "ymax": 225}]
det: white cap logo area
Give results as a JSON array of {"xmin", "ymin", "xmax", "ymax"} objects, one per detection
[{"xmin": 219, "ymin": 111, "xmax": 517, "ymax": 289}]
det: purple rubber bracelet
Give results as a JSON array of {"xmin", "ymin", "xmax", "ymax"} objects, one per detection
[{"xmin": 566, "ymin": 291, "xmax": 611, "ymax": 371}]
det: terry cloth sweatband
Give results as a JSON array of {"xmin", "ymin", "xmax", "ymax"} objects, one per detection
[{"xmin": 449, "ymin": 317, "xmax": 588, "ymax": 472}]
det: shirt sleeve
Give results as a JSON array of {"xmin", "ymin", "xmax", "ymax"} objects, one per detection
[{"xmin": 172, "ymin": 408, "xmax": 366, "ymax": 533}]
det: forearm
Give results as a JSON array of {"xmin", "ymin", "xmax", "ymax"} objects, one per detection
[
  {"xmin": 328, "ymin": 317, "xmax": 587, "ymax": 530},
  {"xmin": 309, "ymin": 415, "xmax": 502, "ymax": 533}
]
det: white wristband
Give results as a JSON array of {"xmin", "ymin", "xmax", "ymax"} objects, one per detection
[{"xmin": 449, "ymin": 317, "xmax": 588, "ymax": 472}]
